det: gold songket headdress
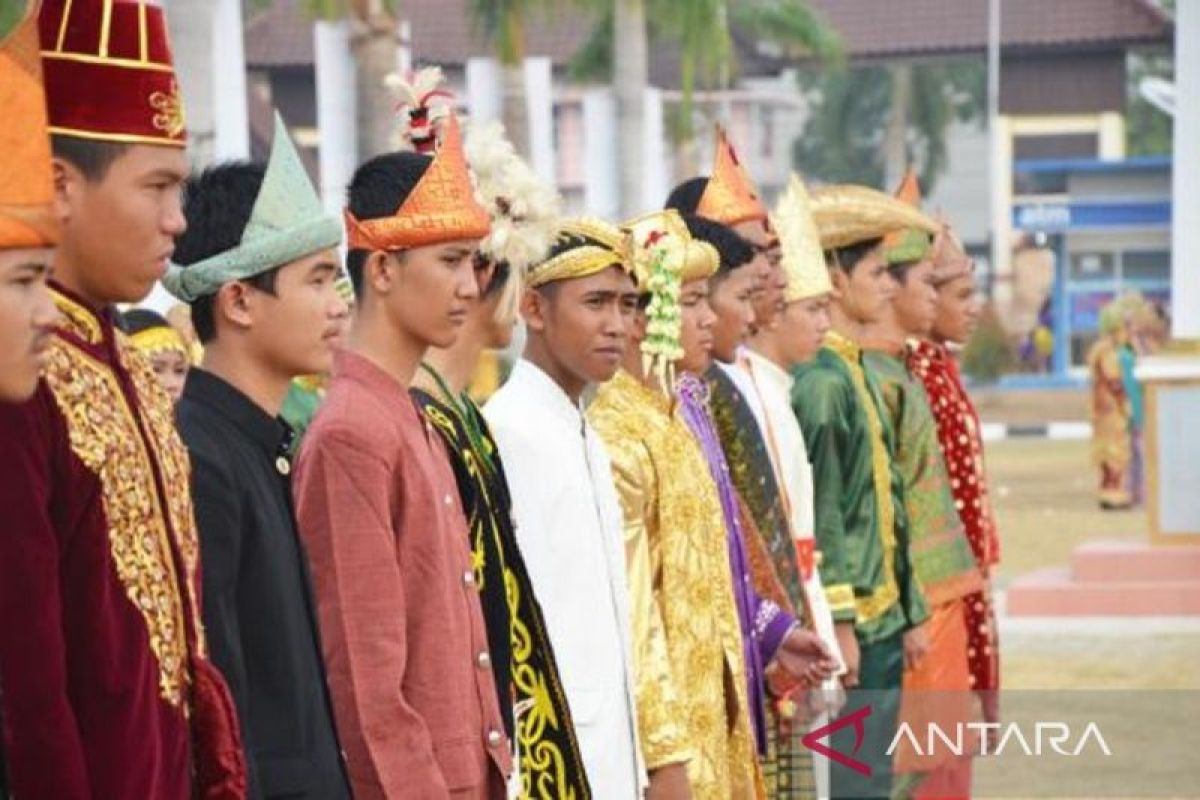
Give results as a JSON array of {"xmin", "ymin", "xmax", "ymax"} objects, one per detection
[
  {"xmin": 771, "ymin": 174, "xmax": 830, "ymax": 303},
  {"xmin": 525, "ymin": 217, "xmax": 630, "ymax": 289}
]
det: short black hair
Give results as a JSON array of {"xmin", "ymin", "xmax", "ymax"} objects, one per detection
[
  {"xmin": 825, "ymin": 238, "xmax": 883, "ymax": 275},
  {"xmin": 344, "ymin": 151, "xmax": 433, "ymax": 296},
  {"xmin": 173, "ymin": 161, "xmax": 277, "ymax": 343},
  {"xmin": 121, "ymin": 308, "xmax": 170, "ymax": 336},
  {"xmin": 51, "ymin": 135, "xmax": 130, "ymax": 182},
  {"xmin": 478, "ymin": 254, "xmax": 511, "ymax": 299},
  {"xmin": 682, "ymin": 214, "xmax": 753, "ymax": 275},
  {"xmin": 664, "ymin": 177, "xmax": 709, "ymax": 214}
]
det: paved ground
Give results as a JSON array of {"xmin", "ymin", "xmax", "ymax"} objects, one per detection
[
  {"xmin": 971, "ymin": 438, "xmax": 1199, "ymax": 797},
  {"xmin": 974, "ymin": 387, "xmax": 1089, "ymax": 427}
]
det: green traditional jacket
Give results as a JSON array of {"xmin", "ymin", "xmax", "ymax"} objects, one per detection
[
  {"xmin": 863, "ymin": 346, "xmax": 983, "ymax": 608},
  {"xmin": 790, "ymin": 331, "xmax": 928, "ymax": 643}
]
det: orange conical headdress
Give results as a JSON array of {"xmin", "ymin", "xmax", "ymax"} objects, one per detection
[
  {"xmin": 345, "ymin": 115, "xmax": 491, "ymax": 251},
  {"xmin": 695, "ymin": 126, "xmax": 768, "ymax": 227},
  {"xmin": 1, "ymin": 0, "xmax": 58, "ymax": 249}
]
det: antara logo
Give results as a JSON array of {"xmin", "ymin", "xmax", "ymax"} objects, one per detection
[{"xmin": 801, "ymin": 705, "xmax": 874, "ymax": 776}]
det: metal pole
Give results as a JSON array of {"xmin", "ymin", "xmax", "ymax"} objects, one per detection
[{"xmin": 986, "ymin": 0, "xmax": 1002, "ymax": 299}]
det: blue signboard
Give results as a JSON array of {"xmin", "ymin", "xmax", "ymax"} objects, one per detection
[{"xmin": 1013, "ymin": 200, "xmax": 1171, "ymax": 232}]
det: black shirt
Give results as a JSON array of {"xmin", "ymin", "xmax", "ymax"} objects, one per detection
[{"xmin": 177, "ymin": 369, "xmax": 349, "ymax": 800}]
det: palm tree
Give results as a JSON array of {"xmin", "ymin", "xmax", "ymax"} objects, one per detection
[
  {"xmin": 572, "ymin": 0, "xmax": 839, "ymax": 213},
  {"xmin": 793, "ymin": 59, "xmax": 985, "ymax": 194},
  {"xmin": 306, "ymin": 0, "xmax": 399, "ymax": 160},
  {"xmin": 614, "ymin": 0, "xmax": 648, "ymax": 218},
  {"xmin": 467, "ymin": 0, "xmax": 559, "ymax": 158}
]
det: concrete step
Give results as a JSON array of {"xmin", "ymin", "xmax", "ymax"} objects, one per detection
[
  {"xmin": 1071, "ymin": 540, "xmax": 1200, "ymax": 583},
  {"xmin": 1006, "ymin": 566, "xmax": 1200, "ymax": 617}
]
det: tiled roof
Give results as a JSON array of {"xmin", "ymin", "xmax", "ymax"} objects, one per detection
[
  {"xmin": 245, "ymin": 0, "xmax": 1172, "ymax": 75},
  {"xmin": 804, "ymin": 0, "xmax": 1171, "ymax": 58},
  {"xmin": 245, "ymin": 0, "xmax": 591, "ymax": 69}
]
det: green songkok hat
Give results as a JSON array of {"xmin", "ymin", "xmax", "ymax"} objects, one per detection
[{"xmin": 163, "ymin": 113, "xmax": 343, "ymax": 302}]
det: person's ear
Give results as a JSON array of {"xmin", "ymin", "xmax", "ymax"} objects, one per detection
[
  {"xmin": 215, "ymin": 281, "xmax": 255, "ymax": 333},
  {"xmin": 365, "ymin": 250, "xmax": 394, "ymax": 296},
  {"xmin": 629, "ymin": 308, "xmax": 648, "ymax": 343},
  {"xmin": 51, "ymin": 157, "xmax": 84, "ymax": 227},
  {"xmin": 828, "ymin": 265, "xmax": 849, "ymax": 301},
  {"xmin": 519, "ymin": 287, "xmax": 547, "ymax": 333}
]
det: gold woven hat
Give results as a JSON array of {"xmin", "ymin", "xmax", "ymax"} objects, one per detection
[
  {"xmin": 809, "ymin": 183, "xmax": 939, "ymax": 252},
  {"xmin": 770, "ymin": 174, "xmax": 830, "ymax": 303},
  {"xmin": 525, "ymin": 217, "xmax": 630, "ymax": 289}
]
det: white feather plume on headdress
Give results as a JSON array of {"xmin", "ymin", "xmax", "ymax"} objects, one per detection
[
  {"xmin": 465, "ymin": 119, "xmax": 561, "ymax": 323},
  {"xmin": 384, "ymin": 67, "xmax": 560, "ymax": 323},
  {"xmin": 385, "ymin": 66, "xmax": 454, "ymax": 153}
]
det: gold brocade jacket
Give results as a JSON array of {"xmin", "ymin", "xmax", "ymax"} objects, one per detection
[{"xmin": 589, "ymin": 370, "xmax": 760, "ymax": 800}]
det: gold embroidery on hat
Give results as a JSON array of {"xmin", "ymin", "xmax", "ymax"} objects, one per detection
[{"xmin": 149, "ymin": 80, "xmax": 184, "ymax": 139}]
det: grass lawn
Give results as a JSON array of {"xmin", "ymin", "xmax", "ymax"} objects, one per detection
[{"xmin": 983, "ymin": 438, "xmax": 1146, "ymax": 584}]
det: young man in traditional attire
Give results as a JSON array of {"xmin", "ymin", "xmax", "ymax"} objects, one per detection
[
  {"xmin": 666, "ymin": 126, "xmax": 785, "ymax": 333},
  {"xmin": 123, "ymin": 308, "xmax": 191, "ymax": 402},
  {"xmin": 791, "ymin": 184, "xmax": 940, "ymax": 798},
  {"xmin": 293, "ymin": 116, "xmax": 511, "ymax": 798},
  {"xmin": 0, "ymin": 9, "xmax": 61, "ymax": 793},
  {"xmin": 590, "ymin": 210, "xmax": 835, "ymax": 800},
  {"xmin": 743, "ymin": 176, "xmax": 849, "ymax": 798},
  {"xmin": 0, "ymin": 1, "xmax": 247, "ymax": 796},
  {"xmin": 908, "ymin": 226, "xmax": 1003, "ymax": 784},
  {"xmin": 859, "ymin": 173, "xmax": 984, "ymax": 797},
  {"xmin": 681, "ymin": 192, "xmax": 820, "ymax": 797},
  {"xmin": 0, "ymin": 0, "xmax": 58, "ymax": 406},
  {"xmin": 165, "ymin": 117, "xmax": 352, "ymax": 800},
  {"xmin": 399, "ymin": 86, "xmax": 591, "ymax": 795},
  {"xmin": 484, "ymin": 218, "xmax": 646, "ymax": 799}
]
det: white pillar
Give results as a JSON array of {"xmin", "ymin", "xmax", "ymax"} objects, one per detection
[
  {"xmin": 211, "ymin": 0, "xmax": 249, "ymax": 161},
  {"xmin": 524, "ymin": 57, "xmax": 556, "ymax": 187},
  {"xmin": 466, "ymin": 57, "xmax": 503, "ymax": 124},
  {"xmin": 1172, "ymin": 0, "xmax": 1200, "ymax": 340},
  {"xmin": 164, "ymin": 0, "xmax": 215, "ymax": 166},
  {"xmin": 315, "ymin": 20, "xmax": 358, "ymax": 216},
  {"xmin": 583, "ymin": 88, "xmax": 619, "ymax": 219},
  {"xmin": 640, "ymin": 87, "xmax": 667, "ymax": 213}
]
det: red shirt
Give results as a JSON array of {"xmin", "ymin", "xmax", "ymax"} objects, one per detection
[
  {"xmin": 294, "ymin": 350, "xmax": 510, "ymax": 799},
  {"xmin": 0, "ymin": 284, "xmax": 244, "ymax": 799}
]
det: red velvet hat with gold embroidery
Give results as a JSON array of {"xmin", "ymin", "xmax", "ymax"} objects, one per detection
[{"xmin": 39, "ymin": 0, "xmax": 185, "ymax": 147}]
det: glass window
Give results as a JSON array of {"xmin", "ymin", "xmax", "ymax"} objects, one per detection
[
  {"xmin": 1121, "ymin": 249, "xmax": 1170, "ymax": 281},
  {"xmin": 1070, "ymin": 252, "xmax": 1115, "ymax": 280}
]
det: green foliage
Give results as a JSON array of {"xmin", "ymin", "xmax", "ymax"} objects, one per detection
[
  {"xmin": 468, "ymin": 0, "xmax": 560, "ymax": 65},
  {"xmin": 962, "ymin": 302, "xmax": 1016, "ymax": 384},
  {"xmin": 1126, "ymin": 49, "xmax": 1173, "ymax": 157},
  {"xmin": 793, "ymin": 58, "xmax": 984, "ymax": 193},
  {"xmin": 568, "ymin": 0, "xmax": 839, "ymax": 141},
  {"xmin": 728, "ymin": 0, "xmax": 842, "ymax": 63},
  {"xmin": 567, "ymin": 3, "xmax": 615, "ymax": 82},
  {"xmin": 244, "ymin": 1, "xmax": 398, "ymax": 22}
]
